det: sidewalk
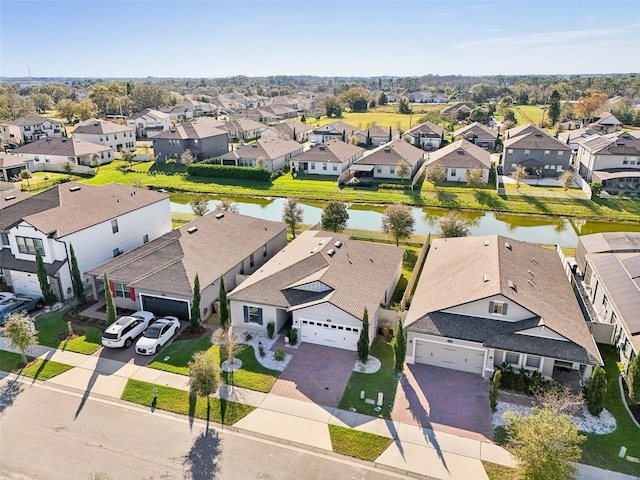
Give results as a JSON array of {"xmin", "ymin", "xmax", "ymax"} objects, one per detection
[{"xmin": 4, "ymin": 339, "xmax": 630, "ymax": 480}]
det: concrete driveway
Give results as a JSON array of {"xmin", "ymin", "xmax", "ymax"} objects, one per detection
[
  {"xmin": 392, "ymin": 364, "xmax": 493, "ymax": 442},
  {"xmin": 270, "ymin": 343, "xmax": 356, "ymax": 408}
]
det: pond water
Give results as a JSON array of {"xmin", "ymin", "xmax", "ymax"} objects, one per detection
[{"xmin": 170, "ymin": 194, "xmax": 640, "ymax": 247}]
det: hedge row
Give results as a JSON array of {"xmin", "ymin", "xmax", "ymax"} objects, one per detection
[
  {"xmin": 378, "ymin": 183, "xmax": 410, "ymax": 190},
  {"xmin": 187, "ymin": 164, "xmax": 271, "ymax": 181}
]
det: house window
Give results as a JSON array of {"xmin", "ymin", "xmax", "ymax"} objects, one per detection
[
  {"xmin": 525, "ymin": 355, "xmax": 541, "ymax": 369},
  {"xmin": 0, "ymin": 232, "xmax": 9, "ymax": 247},
  {"xmin": 451, "ymin": 168, "xmax": 456, "ymax": 177},
  {"xmin": 16, "ymin": 236, "xmax": 45, "ymax": 256},
  {"xmin": 376, "ymin": 166, "xmax": 382, "ymax": 173},
  {"xmin": 623, "ymin": 160, "xmax": 629, "ymax": 165},
  {"xmin": 322, "ymin": 163, "xmax": 327, "ymax": 171},
  {"xmin": 111, "ymin": 219, "xmax": 119, "ymax": 234},
  {"xmin": 238, "ymin": 261, "xmax": 244, "ymax": 275},
  {"xmin": 507, "ymin": 149, "xmax": 513, "ymax": 156},
  {"xmin": 505, "ymin": 352, "xmax": 520, "ymax": 366},
  {"xmin": 333, "ymin": 164, "xmax": 338, "ymax": 171},
  {"xmin": 489, "ymin": 301, "xmax": 508, "ymax": 315},
  {"xmin": 113, "ymin": 282, "xmax": 128, "ymax": 298},
  {"xmin": 143, "ymin": 234, "xmax": 149, "ymax": 243},
  {"xmin": 249, "ymin": 252, "xmax": 255, "ymax": 268},
  {"xmin": 390, "ymin": 166, "xmax": 395, "ymax": 174},
  {"xmin": 113, "ymin": 248, "xmax": 122, "ymax": 257},
  {"xmin": 263, "ymin": 244, "xmax": 267, "ymax": 258},
  {"xmin": 557, "ymin": 151, "xmax": 564, "ymax": 157},
  {"xmin": 602, "ymin": 295, "xmax": 608, "ymax": 310},
  {"xmin": 34, "ymin": 155, "xmax": 40, "ymax": 162},
  {"xmin": 311, "ymin": 163, "xmax": 315, "ymax": 170},
  {"xmin": 243, "ymin": 305, "xmax": 263, "ymax": 325},
  {"xmin": 524, "ymin": 149, "xmax": 530, "ymax": 156},
  {"xmin": 544, "ymin": 150, "xmax": 550, "ymax": 156}
]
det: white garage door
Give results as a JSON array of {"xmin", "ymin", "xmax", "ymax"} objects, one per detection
[
  {"xmin": 300, "ymin": 319, "xmax": 359, "ymax": 351},
  {"xmin": 10, "ymin": 271, "xmax": 42, "ymax": 297},
  {"xmin": 415, "ymin": 340, "xmax": 485, "ymax": 374}
]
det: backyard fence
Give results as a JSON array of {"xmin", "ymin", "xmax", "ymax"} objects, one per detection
[{"xmin": 400, "ymin": 234, "xmax": 431, "ymax": 310}]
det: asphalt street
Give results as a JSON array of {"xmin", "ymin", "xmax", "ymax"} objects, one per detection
[{"xmin": 0, "ymin": 379, "xmax": 402, "ymax": 480}]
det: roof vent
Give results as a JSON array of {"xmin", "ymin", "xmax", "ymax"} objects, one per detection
[
  {"xmin": 534, "ymin": 133, "xmax": 543, "ymax": 137},
  {"xmin": 505, "ymin": 242, "xmax": 512, "ymax": 250},
  {"xmin": 369, "ymin": 257, "xmax": 374, "ymax": 262},
  {"xmin": 327, "ymin": 248, "xmax": 335, "ymax": 257},
  {"xmin": 187, "ymin": 227, "xmax": 198, "ymax": 234},
  {"xmin": 319, "ymin": 239, "xmax": 326, "ymax": 245},
  {"xmin": 457, "ymin": 150, "xmax": 465, "ymax": 155},
  {"xmin": 69, "ymin": 186, "xmax": 81, "ymax": 192},
  {"xmin": 319, "ymin": 145, "xmax": 326, "ymax": 151},
  {"xmin": 215, "ymin": 213, "xmax": 224, "ymax": 219},
  {"xmin": 508, "ymin": 280, "xmax": 517, "ymax": 291},
  {"xmin": 528, "ymin": 269, "xmax": 534, "ymax": 277},
  {"xmin": 251, "ymin": 144, "xmax": 258, "ymax": 148},
  {"xmin": 484, "ymin": 240, "xmax": 490, "ymax": 246},
  {"xmin": 5, "ymin": 195, "xmax": 16, "ymax": 201},
  {"xmin": 310, "ymin": 247, "xmax": 319, "ymax": 253},
  {"xmin": 334, "ymin": 241, "xmax": 342, "ymax": 248},
  {"xmin": 531, "ymin": 257, "xmax": 538, "ymax": 265},
  {"xmin": 483, "ymin": 274, "xmax": 490, "ymax": 282},
  {"xmin": 384, "ymin": 147, "xmax": 391, "ymax": 153},
  {"xmin": 527, "ymin": 279, "xmax": 536, "ymax": 287}
]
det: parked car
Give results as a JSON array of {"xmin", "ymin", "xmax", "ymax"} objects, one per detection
[
  {"xmin": 101, "ymin": 311, "xmax": 155, "ymax": 349},
  {"xmin": 135, "ymin": 316, "xmax": 181, "ymax": 355},
  {"xmin": 0, "ymin": 292, "xmax": 16, "ymax": 304},
  {"xmin": 0, "ymin": 295, "xmax": 45, "ymax": 325}
]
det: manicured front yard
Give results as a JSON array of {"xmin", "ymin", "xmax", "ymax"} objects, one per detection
[
  {"xmin": 0, "ymin": 350, "xmax": 73, "ymax": 380},
  {"xmin": 121, "ymin": 379, "xmax": 254, "ymax": 425},
  {"xmin": 580, "ymin": 345, "xmax": 640, "ymax": 476},
  {"xmin": 34, "ymin": 311, "xmax": 102, "ymax": 355},
  {"xmin": 338, "ymin": 337, "xmax": 398, "ymax": 418},
  {"xmin": 221, "ymin": 345, "xmax": 280, "ymax": 393},
  {"xmin": 328, "ymin": 424, "xmax": 393, "ymax": 461}
]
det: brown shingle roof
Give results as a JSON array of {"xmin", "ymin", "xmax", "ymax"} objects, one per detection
[
  {"xmin": 89, "ymin": 212, "xmax": 287, "ymax": 296},
  {"xmin": 502, "ymin": 131, "xmax": 570, "ymax": 150},
  {"xmin": 453, "ymin": 122, "xmax": 497, "ymax": 141},
  {"xmin": 354, "ymin": 139, "xmax": 424, "ymax": 167},
  {"xmin": 579, "ymin": 132, "xmax": 640, "ymax": 156},
  {"xmin": 13, "ymin": 138, "xmax": 111, "ymax": 157},
  {"xmin": 220, "ymin": 137, "xmax": 301, "ymax": 161},
  {"xmin": 426, "ymin": 139, "xmax": 491, "ymax": 169},
  {"xmin": 10, "ymin": 114, "xmax": 62, "ymax": 127},
  {"xmin": 406, "ymin": 121, "xmax": 446, "ymax": 138},
  {"xmin": 295, "ymin": 140, "xmax": 363, "ymax": 164},
  {"xmin": 155, "ymin": 117, "xmax": 226, "ymax": 140},
  {"xmin": 73, "ymin": 118, "xmax": 134, "ymax": 135},
  {"xmin": 273, "ymin": 120, "xmax": 314, "ymax": 137},
  {"xmin": 314, "ymin": 121, "xmax": 359, "ymax": 137}
]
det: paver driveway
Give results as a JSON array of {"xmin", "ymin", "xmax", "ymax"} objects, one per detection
[
  {"xmin": 270, "ymin": 343, "xmax": 356, "ymax": 407},
  {"xmin": 392, "ymin": 364, "xmax": 492, "ymax": 441}
]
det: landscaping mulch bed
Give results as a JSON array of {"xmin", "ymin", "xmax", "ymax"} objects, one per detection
[{"xmin": 177, "ymin": 325, "xmax": 206, "ymax": 341}]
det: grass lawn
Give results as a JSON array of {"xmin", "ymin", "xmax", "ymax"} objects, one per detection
[
  {"xmin": 338, "ymin": 337, "xmax": 398, "ymax": 418},
  {"xmin": 513, "ymin": 105, "xmax": 546, "ymax": 126},
  {"xmin": 328, "ymin": 424, "xmax": 393, "ymax": 462},
  {"xmin": 35, "ymin": 311, "xmax": 102, "ymax": 355},
  {"xmin": 580, "ymin": 345, "xmax": 640, "ymax": 476},
  {"xmin": 221, "ymin": 345, "xmax": 280, "ymax": 393},
  {"xmin": 121, "ymin": 379, "xmax": 254, "ymax": 425},
  {"xmin": 0, "ymin": 350, "xmax": 73, "ymax": 380},
  {"xmin": 482, "ymin": 461, "xmax": 519, "ymax": 480}
]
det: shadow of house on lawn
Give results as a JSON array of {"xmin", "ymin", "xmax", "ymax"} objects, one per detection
[{"xmin": 183, "ymin": 428, "xmax": 222, "ymax": 480}]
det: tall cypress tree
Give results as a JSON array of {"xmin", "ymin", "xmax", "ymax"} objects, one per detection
[
  {"xmin": 388, "ymin": 126, "xmax": 392, "ymax": 142},
  {"xmin": 357, "ymin": 308, "xmax": 370, "ymax": 362},
  {"xmin": 36, "ymin": 251, "xmax": 56, "ymax": 305},
  {"xmin": 394, "ymin": 319, "xmax": 407, "ymax": 371},
  {"xmin": 219, "ymin": 275, "xmax": 229, "ymax": 331},
  {"xmin": 190, "ymin": 274, "xmax": 201, "ymax": 332},
  {"xmin": 104, "ymin": 272, "xmax": 116, "ymax": 324},
  {"xmin": 69, "ymin": 244, "xmax": 86, "ymax": 304}
]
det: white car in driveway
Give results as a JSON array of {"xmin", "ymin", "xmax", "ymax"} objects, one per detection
[
  {"xmin": 135, "ymin": 317, "xmax": 181, "ymax": 355},
  {"xmin": 102, "ymin": 311, "xmax": 155, "ymax": 349}
]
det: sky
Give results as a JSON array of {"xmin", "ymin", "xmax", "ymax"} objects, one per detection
[{"xmin": 1, "ymin": 0, "xmax": 639, "ymax": 78}]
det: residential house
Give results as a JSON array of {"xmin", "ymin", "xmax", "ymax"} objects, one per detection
[
  {"xmin": 575, "ymin": 232, "xmax": 640, "ymax": 368},
  {"xmin": 425, "ymin": 139, "xmax": 491, "ymax": 183},
  {"xmin": 575, "ymin": 131, "xmax": 640, "ymax": 194},
  {"xmin": 0, "ymin": 123, "xmax": 21, "ymax": 145},
  {"xmin": 228, "ymin": 230, "xmax": 403, "ymax": 350},
  {"xmin": 582, "ymin": 112, "xmax": 623, "ymax": 133},
  {"xmin": 0, "ymin": 182, "xmax": 171, "ymax": 301},
  {"xmin": 558, "ymin": 127, "xmax": 601, "ymax": 154},
  {"xmin": 0, "ymin": 153, "xmax": 32, "ymax": 182},
  {"xmin": 9, "ymin": 114, "xmax": 65, "ymax": 143},
  {"xmin": 502, "ymin": 125, "xmax": 571, "ymax": 178},
  {"xmin": 404, "ymin": 122, "xmax": 447, "ymax": 151},
  {"xmin": 349, "ymin": 139, "xmax": 425, "ymax": 184},
  {"xmin": 291, "ymin": 140, "xmax": 364, "ymax": 175},
  {"xmin": 126, "ymin": 108, "xmax": 171, "ymax": 138},
  {"xmin": 266, "ymin": 120, "xmax": 314, "ymax": 142},
  {"xmin": 152, "ymin": 117, "xmax": 228, "ymax": 163},
  {"xmin": 440, "ymin": 102, "xmax": 474, "ymax": 118},
  {"xmin": 219, "ymin": 118, "xmax": 268, "ymax": 141},
  {"xmin": 12, "ymin": 137, "xmax": 113, "ymax": 168},
  {"xmin": 229, "ymin": 108, "xmax": 279, "ymax": 124},
  {"xmin": 308, "ymin": 121, "xmax": 359, "ymax": 145},
  {"xmin": 72, "ymin": 118, "xmax": 137, "ymax": 153},
  {"xmin": 407, "ymin": 91, "xmax": 448, "ymax": 103},
  {"xmin": 354, "ymin": 125, "xmax": 400, "ymax": 148},
  {"xmin": 405, "ymin": 235, "xmax": 602, "ymax": 380},
  {"xmin": 453, "ymin": 122, "xmax": 498, "ymax": 152},
  {"xmin": 219, "ymin": 137, "xmax": 303, "ymax": 171},
  {"xmin": 88, "ymin": 212, "xmax": 287, "ymax": 321},
  {"xmin": 159, "ymin": 103, "xmax": 195, "ymax": 122}
]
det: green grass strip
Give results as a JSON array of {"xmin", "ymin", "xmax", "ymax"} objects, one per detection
[
  {"xmin": 0, "ymin": 350, "xmax": 73, "ymax": 380},
  {"xmin": 328, "ymin": 424, "xmax": 393, "ymax": 461},
  {"xmin": 35, "ymin": 311, "xmax": 102, "ymax": 355}
]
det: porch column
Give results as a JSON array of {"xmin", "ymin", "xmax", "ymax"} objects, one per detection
[{"xmin": 90, "ymin": 275, "xmax": 98, "ymax": 301}]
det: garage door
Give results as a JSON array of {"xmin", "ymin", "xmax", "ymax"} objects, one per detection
[
  {"xmin": 415, "ymin": 340, "xmax": 485, "ymax": 374},
  {"xmin": 140, "ymin": 295, "xmax": 190, "ymax": 321},
  {"xmin": 10, "ymin": 271, "xmax": 43, "ymax": 297},
  {"xmin": 300, "ymin": 319, "xmax": 359, "ymax": 351}
]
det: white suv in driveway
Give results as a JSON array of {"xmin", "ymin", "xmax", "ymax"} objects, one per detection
[{"xmin": 102, "ymin": 311, "xmax": 155, "ymax": 349}]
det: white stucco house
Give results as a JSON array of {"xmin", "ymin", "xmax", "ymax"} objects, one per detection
[
  {"xmin": 425, "ymin": 139, "xmax": 491, "ymax": 184},
  {"xmin": 308, "ymin": 121, "xmax": 359, "ymax": 145},
  {"xmin": 72, "ymin": 118, "xmax": 137, "ymax": 152},
  {"xmin": 127, "ymin": 108, "xmax": 171, "ymax": 138},
  {"xmin": 9, "ymin": 114, "xmax": 65, "ymax": 143},
  {"xmin": 228, "ymin": 230, "xmax": 403, "ymax": 351},
  {"xmin": 291, "ymin": 140, "xmax": 364, "ymax": 175},
  {"xmin": 348, "ymin": 140, "xmax": 425, "ymax": 184},
  {"xmin": 405, "ymin": 235, "xmax": 603, "ymax": 381},
  {"xmin": 88, "ymin": 212, "xmax": 287, "ymax": 322},
  {"xmin": 0, "ymin": 182, "xmax": 171, "ymax": 301},
  {"xmin": 220, "ymin": 137, "xmax": 303, "ymax": 171},
  {"xmin": 12, "ymin": 137, "xmax": 114, "ymax": 169},
  {"xmin": 404, "ymin": 122, "xmax": 447, "ymax": 151}
]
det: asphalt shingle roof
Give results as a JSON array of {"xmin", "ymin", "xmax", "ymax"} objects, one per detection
[
  {"xmin": 220, "ymin": 137, "xmax": 301, "ymax": 161},
  {"xmin": 295, "ymin": 140, "xmax": 363, "ymax": 164},
  {"xmin": 453, "ymin": 122, "xmax": 497, "ymax": 141},
  {"xmin": 73, "ymin": 118, "xmax": 134, "ymax": 135},
  {"xmin": 426, "ymin": 139, "xmax": 491, "ymax": 169},
  {"xmin": 10, "ymin": 114, "xmax": 62, "ymax": 127},
  {"xmin": 354, "ymin": 139, "xmax": 424, "ymax": 167},
  {"xmin": 13, "ymin": 138, "xmax": 111, "ymax": 157}
]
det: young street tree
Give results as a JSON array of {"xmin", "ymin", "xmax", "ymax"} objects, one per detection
[
  {"xmin": 393, "ymin": 319, "xmax": 406, "ymax": 371},
  {"xmin": 216, "ymin": 198, "xmax": 240, "ymax": 214},
  {"xmin": 396, "ymin": 162, "xmax": 411, "ymax": 187},
  {"xmin": 190, "ymin": 274, "xmax": 201, "ymax": 333},
  {"xmin": 425, "ymin": 164, "xmax": 447, "ymax": 188},
  {"xmin": 19, "ymin": 169, "xmax": 33, "ymax": 188},
  {"xmin": 320, "ymin": 200, "xmax": 349, "ymax": 232},
  {"xmin": 220, "ymin": 327, "xmax": 244, "ymax": 368},
  {"xmin": 4, "ymin": 312, "xmax": 38, "ymax": 366},
  {"xmin": 61, "ymin": 160, "xmax": 75, "ymax": 179},
  {"xmin": 465, "ymin": 169, "xmax": 486, "ymax": 188},
  {"xmin": 190, "ymin": 193, "xmax": 209, "ymax": 217},
  {"xmin": 218, "ymin": 276, "xmax": 229, "ymax": 331},
  {"xmin": 381, "ymin": 203, "xmax": 415, "ymax": 246},
  {"xmin": 36, "ymin": 251, "xmax": 56, "ymax": 306},
  {"xmin": 104, "ymin": 273, "xmax": 117, "ymax": 324},
  {"xmin": 559, "ymin": 170, "xmax": 575, "ymax": 193},
  {"xmin": 188, "ymin": 350, "xmax": 221, "ymax": 419},
  {"xmin": 357, "ymin": 308, "xmax": 369, "ymax": 363},
  {"xmin": 438, "ymin": 212, "xmax": 471, "ymax": 238},
  {"xmin": 511, "ymin": 164, "xmax": 528, "ymax": 189},
  {"xmin": 180, "ymin": 149, "xmax": 194, "ymax": 166},
  {"xmin": 504, "ymin": 407, "xmax": 585, "ymax": 480},
  {"xmin": 282, "ymin": 198, "xmax": 304, "ymax": 239}
]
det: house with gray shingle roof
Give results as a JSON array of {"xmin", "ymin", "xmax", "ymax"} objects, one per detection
[
  {"xmin": 349, "ymin": 139, "xmax": 425, "ymax": 184},
  {"xmin": 425, "ymin": 139, "xmax": 491, "ymax": 184},
  {"xmin": 9, "ymin": 114, "xmax": 64, "ymax": 143},
  {"xmin": 308, "ymin": 121, "xmax": 359, "ymax": 145},
  {"xmin": 12, "ymin": 137, "xmax": 113, "ymax": 167},
  {"xmin": 502, "ymin": 125, "xmax": 571, "ymax": 178},
  {"xmin": 264, "ymin": 120, "xmax": 314, "ymax": 142},
  {"xmin": 354, "ymin": 125, "xmax": 400, "ymax": 148},
  {"xmin": 228, "ymin": 230, "xmax": 403, "ymax": 350},
  {"xmin": 404, "ymin": 121, "xmax": 447, "ymax": 151},
  {"xmin": 0, "ymin": 153, "xmax": 32, "ymax": 182},
  {"xmin": 453, "ymin": 122, "xmax": 498, "ymax": 152},
  {"xmin": 88, "ymin": 211, "xmax": 287, "ymax": 322},
  {"xmin": 291, "ymin": 140, "xmax": 364, "ymax": 176},
  {"xmin": 126, "ymin": 108, "xmax": 171, "ymax": 138},
  {"xmin": 72, "ymin": 118, "xmax": 137, "ymax": 153},
  {"xmin": 0, "ymin": 182, "xmax": 171, "ymax": 303},
  {"xmin": 218, "ymin": 118, "xmax": 268, "ymax": 141},
  {"xmin": 220, "ymin": 137, "xmax": 303, "ymax": 171},
  {"xmin": 405, "ymin": 235, "xmax": 602, "ymax": 380},
  {"xmin": 152, "ymin": 117, "xmax": 228, "ymax": 163}
]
